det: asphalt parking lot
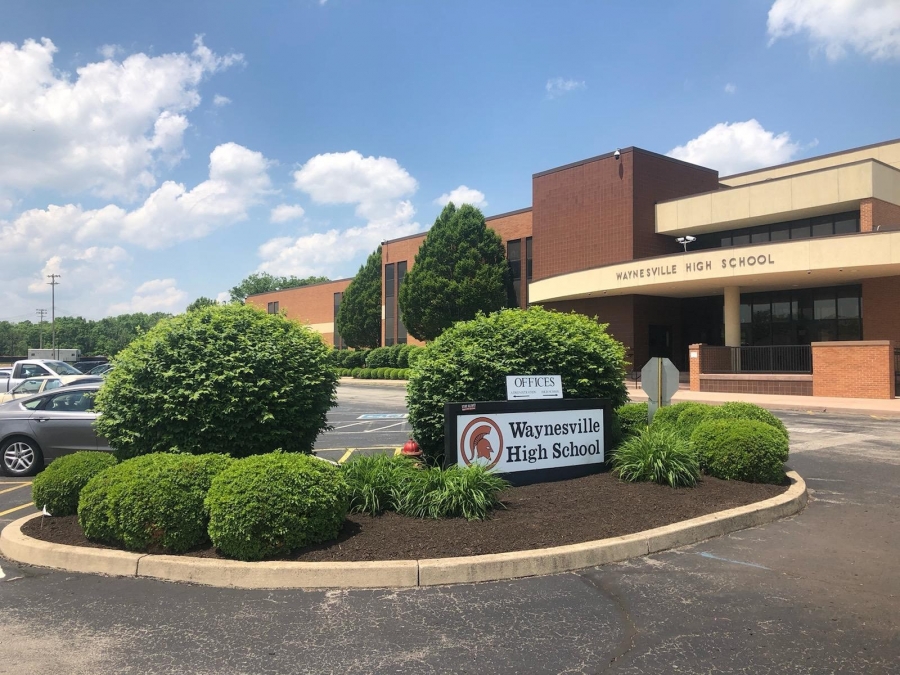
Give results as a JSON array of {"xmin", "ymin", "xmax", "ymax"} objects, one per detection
[{"xmin": 1, "ymin": 385, "xmax": 898, "ymax": 674}]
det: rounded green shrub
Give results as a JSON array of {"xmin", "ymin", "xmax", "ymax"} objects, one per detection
[
  {"xmin": 616, "ymin": 402, "xmax": 649, "ymax": 438},
  {"xmin": 407, "ymin": 347, "xmax": 424, "ymax": 368},
  {"xmin": 391, "ymin": 464, "xmax": 509, "ymax": 521},
  {"xmin": 343, "ymin": 349, "xmax": 369, "ymax": 369},
  {"xmin": 205, "ymin": 453, "xmax": 350, "ymax": 561},
  {"xmin": 690, "ymin": 419, "xmax": 789, "ymax": 484},
  {"xmin": 32, "ymin": 452, "xmax": 117, "ymax": 517},
  {"xmin": 396, "ymin": 345, "xmax": 413, "ymax": 368},
  {"xmin": 93, "ymin": 304, "xmax": 337, "ymax": 460},
  {"xmin": 408, "ymin": 307, "xmax": 628, "ymax": 463},
  {"xmin": 704, "ymin": 402, "xmax": 788, "ymax": 438},
  {"xmin": 366, "ymin": 347, "xmax": 397, "ymax": 369},
  {"xmin": 78, "ymin": 453, "xmax": 232, "ymax": 552},
  {"xmin": 612, "ymin": 427, "xmax": 700, "ymax": 488},
  {"xmin": 351, "ymin": 367, "xmax": 362, "ymax": 378},
  {"xmin": 649, "ymin": 401, "xmax": 698, "ymax": 433}
]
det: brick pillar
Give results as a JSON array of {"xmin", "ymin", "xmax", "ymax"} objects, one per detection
[
  {"xmin": 689, "ymin": 343, "xmax": 703, "ymax": 392},
  {"xmin": 860, "ymin": 198, "xmax": 874, "ymax": 232},
  {"xmin": 812, "ymin": 340, "xmax": 895, "ymax": 399}
]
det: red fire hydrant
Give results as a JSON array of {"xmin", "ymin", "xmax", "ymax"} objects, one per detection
[{"xmin": 401, "ymin": 439, "xmax": 422, "ymax": 457}]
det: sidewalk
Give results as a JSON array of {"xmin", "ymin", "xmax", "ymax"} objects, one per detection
[{"xmin": 627, "ymin": 385, "xmax": 900, "ymax": 417}]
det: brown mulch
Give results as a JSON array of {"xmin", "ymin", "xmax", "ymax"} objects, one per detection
[{"xmin": 22, "ymin": 472, "xmax": 786, "ymax": 562}]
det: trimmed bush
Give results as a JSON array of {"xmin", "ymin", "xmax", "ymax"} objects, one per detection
[
  {"xmin": 649, "ymin": 401, "xmax": 695, "ymax": 433},
  {"xmin": 396, "ymin": 345, "xmax": 413, "ymax": 368},
  {"xmin": 78, "ymin": 453, "xmax": 233, "ymax": 552},
  {"xmin": 690, "ymin": 419, "xmax": 789, "ymax": 484},
  {"xmin": 408, "ymin": 307, "xmax": 628, "ymax": 463},
  {"xmin": 343, "ymin": 349, "xmax": 369, "ymax": 369},
  {"xmin": 351, "ymin": 367, "xmax": 362, "ymax": 378},
  {"xmin": 205, "ymin": 453, "xmax": 350, "ymax": 561},
  {"xmin": 704, "ymin": 402, "xmax": 788, "ymax": 439},
  {"xmin": 32, "ymin": 452, "xmax": 117, "ymax": 517},
  {"xmin": 407, "ymin": 347, "xmax": 424, "ymax": 368},
  {"xmin": 612, "ymin": 427, "xmax": 699, "ymax": 488},
  {"xmin": 366, "ymin": 346, "xmax": 398, "ymax": 369},
  {"xmin": 94, "ymin": 304, "xmax": 337, "ymax": 460},
  {"xmin": 392, "ymin": 464, "xmax": 509, "ymax": 521},
  {"xmin": 616, "ymin": 402, "xmax": 649, "ymax": 439},
  {"xmin": 341, "ymin": 454, "xmax": 419, "ymax": 515}
]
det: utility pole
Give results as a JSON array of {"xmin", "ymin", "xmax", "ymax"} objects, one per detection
[
  {"xmin": 47, "ymin": 274, "xmax": 60, "ymax": 360},
  {"xmin": 36, "ymin": 309, "xmax": 48, "ymax": 349}
]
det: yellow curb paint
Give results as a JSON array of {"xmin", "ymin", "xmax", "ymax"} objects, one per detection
[
  {"xmin": 337, "ymin": 448, "xmax": 355, "ymax": 464},
  {"xmin": 0, "ymin": 483, "xmax": 32, "ymax": 496},
  {"xmin": 0, "ymin": 503, "xmax": 34, "ymax": 518},
  {"xmin": 394, "ymin": 447, "xmax": 402, "ymax": 456}
]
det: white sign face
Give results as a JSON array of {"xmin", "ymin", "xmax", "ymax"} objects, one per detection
[
  {"xmin": 456, "ymin": 408, "xmax": 604, "ymax": 474},
  {"xmin": 505, "ymin": 375, "xmax": 563, "ymax": 401}
]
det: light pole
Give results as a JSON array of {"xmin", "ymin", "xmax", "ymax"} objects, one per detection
[
  {"xmin": 36, "ymin": 309, "xmax": 47, "ymax": 349},
  {"xmin": 47, "ymin": 274, "xmax": 60, "ymax": 360}
]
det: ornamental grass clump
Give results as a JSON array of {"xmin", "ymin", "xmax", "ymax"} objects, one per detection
[
  {"xmin": 205, "ymin": 452, "xmax": 350, "ymax": 561},
  {"xmin": 341, "ymin": 453, "xmax": 419, "ymax": 516},
  {"xmin": 612, "ymin": 427, "xmax": 700, "ymax": 488},
  {"xmin": 392, "ymin": 464, "xmax": 509, "ymax": 521},
  {"xmin": 31, "ymin": 452, "xmax": 117, "ymax": 517}
]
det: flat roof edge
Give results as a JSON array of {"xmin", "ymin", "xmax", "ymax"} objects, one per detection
[
  {"xmin": 485, "ymin": 206, "xmax": 532, "ymax": 221},
  {"xmin": 533, "ymin": 146, "xmax": 718, "ymax": 179},
  {"xmin": 245, "ymin": 277, "xmax": 353, "ymax": 298},
  {"xmin": 721, "ymin": 137, "xmax": 900, "ymax": 181}
]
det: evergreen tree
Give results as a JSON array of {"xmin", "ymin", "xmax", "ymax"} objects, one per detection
[
  {"xmin": 399, "ymin": 203, "xmax": 513, "ymax": 341},
  {"xmin": 336, "ymin": 246, "xmax": 383, "ymax": 348}
]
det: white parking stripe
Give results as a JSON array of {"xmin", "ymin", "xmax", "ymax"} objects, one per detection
[{"xmin": 363, "ymin": 422, "xmax": 408, "ymax": 433}]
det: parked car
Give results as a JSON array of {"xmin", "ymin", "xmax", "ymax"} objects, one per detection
[
  {"xmin": 0, "ymin": 359, "xmax": 86, "ymax": 393},
  {"xmin": 0, "ymin": 383, "xmax": 111, "ymax": 477},
  {"xmin": 74, "ymin": 358, "xmax": 109, "ymax": 374},
  {"xmin": 88, "ymin": 363, "xmax": 114, "ymax": 376},
  {"xmin": 0, "ymin": 375, "xmax": 105, "ymax": 405}
]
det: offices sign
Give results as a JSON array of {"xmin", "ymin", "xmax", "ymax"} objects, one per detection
[
  {"xmin": 444, "ymin": 399, "xmax": 611, "ymax": 485},
  {"xmin": 505, "ymin": 374, "xmax": 563, "ymax": 400}
]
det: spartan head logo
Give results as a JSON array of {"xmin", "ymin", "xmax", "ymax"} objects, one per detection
[{"xmin": 460, "ymin": 417, "xmax": 503, "ymax": 469}]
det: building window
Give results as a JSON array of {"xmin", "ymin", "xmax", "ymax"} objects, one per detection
[
  {"xmin": 333, "ymin": 292, "xmax": 345, "ymax": 350},
  {"xmin": 267, "ymin": 301, "xmax": 279, "ymax": 314},
  {"xmin": 739, "ymin": 285, "xmax": 861, "ymax": 346},
  {"xmin": 698, "ymin": 211, "xmax": 859, "ymax": 251},
  {"xmin": 525, "ymin": 236, "xmax": 533, "ymax": 305},
  {"xmin": 384, "ymin": 263, "xmax": 395, "ymax": 346},
  {"xmin": 507, "ymin": 239, "xmax": 522, "ymax": 307},
  {"xmin": 396, "ymin": 261, "xmax": 408, "ymax": 344}
]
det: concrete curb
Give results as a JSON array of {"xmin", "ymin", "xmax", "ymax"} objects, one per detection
[{"xmin": 0, "ymin": 471, "xmax": 806, "ymax": 589}]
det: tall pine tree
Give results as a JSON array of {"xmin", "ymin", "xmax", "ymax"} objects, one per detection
[
  {"xmin": 336, "ymin": 246, "xmax": 382, "ymax": 348},
  {"xmin": 399, "ymin": 203, "xmax": 513, "ymax": 341}
]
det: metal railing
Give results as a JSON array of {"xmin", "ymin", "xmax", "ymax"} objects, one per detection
[
  {"xmin": 894, "ymin": 348, "xmax": 900, "ymax": 396},
  {"xmin": 702, "ymin": 345, "xmax": 812, "ymax": 374}
]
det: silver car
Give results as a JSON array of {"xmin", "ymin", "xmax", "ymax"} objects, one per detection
[{"xmin": 0, "ymin": 383, "xmax": 111, "ymax": 477}]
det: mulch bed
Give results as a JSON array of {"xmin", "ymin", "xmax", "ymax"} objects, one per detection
[{"xmin": 23, "ymin": 472, "xmax": 786, "ymax": 562}]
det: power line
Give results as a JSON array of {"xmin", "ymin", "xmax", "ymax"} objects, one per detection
[
  {"xmin": 36, "ymin": 309, "xmax": 48, "ymax": 349},
  {"xmin": 47, "ymin": 274, "xmax": 60, "ymax": 360}
]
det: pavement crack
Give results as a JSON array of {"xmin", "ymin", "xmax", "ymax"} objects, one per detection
[{"xmin": 576, "ymin": 572, "xmax": 639, "ymax": 672}]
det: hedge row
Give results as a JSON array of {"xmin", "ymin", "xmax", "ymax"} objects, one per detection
[
  {"xmin": 336, "ymin": 367, "xmax": 411, "ymax": 380},
  {"xmin": 331, "ymin": 344, "xmax": 424, "ymax": 370}
]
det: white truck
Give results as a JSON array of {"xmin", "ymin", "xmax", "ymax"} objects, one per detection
[
  {"xmin": 0, "ymin": 359, "xmax": 86, "ymax": 393},
  {"xmin": 27, "ymin": 348, "xmax": 81, "ymax": 363}
]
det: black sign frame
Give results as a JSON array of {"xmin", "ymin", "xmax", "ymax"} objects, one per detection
[{"xmin": 444, "ymin": 398, "xmax": 613, "ymax": 486}]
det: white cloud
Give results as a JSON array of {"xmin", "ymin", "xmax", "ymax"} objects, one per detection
[
  {"xmin": 768, "ymin": 0, "xmax": 900, "ymax": 60},
  {"xmin": 213, "ymin": 94, "xmax": 231, "ymax": 107},
  {"xmin": 215, "ymin": 291, "xmax": 230, "ymax": 304},
  {"xmin": 434, "ymin": 185, "xmax": 487, "ymax": 209},
  {"xmin": 667, "ymin": 119, "xmax": 801, "ymax": 175},
  {"xmin": 724, "ymin": 82, "xmax": 737, "ymax": 94},
  {"xmin": 107, "ymin": 278, "xmax": 188, "ymax": 315},
  {"xmin": 98, "ymin": 44, "xmax": 123, "ymax": 59},
  {"xmin": 546, "ymin": 77, "xmax": 586, "ymax": 99},
  {"xmin": 270, "ymin": 204, "xmax": 306, "ymax": 223},
  {"xmin": 259, "ymin": 151, "xmax": 421, "ymax": 276},
  {"xmin": 0, "ymin": 142, "xmax": 272, "ymax": 252},
  {"xmin": 0, "ymin": 36, "xmax": 243, "ymax": 201}
]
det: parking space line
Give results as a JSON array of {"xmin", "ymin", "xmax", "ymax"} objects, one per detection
[
  {"xmin": 338, "ymin": 448, "xmax": 356, "ymax": 464},
  {"xmin": 0, "ymin": 482, "xmax": 32, "ymax": 496},
  {"xmin": 364, "ymin": 422, "xmax": 408, "ymax": 433},
  {"xmin": 0, "ymin": 502, "xmax": 33, "ymax": 518}
]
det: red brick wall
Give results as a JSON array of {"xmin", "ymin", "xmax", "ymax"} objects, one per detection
[
  {"xmin": 699, "ymin": 375, "xmax": 813, "ymax": 396},
  {"xmin": 860, "ymin": 198, "xmax": 900, "ymax": 232},
  {"xmin": 631, "ymin": 151, "xmax": 720, "ymax": 260},
  {"xmin": 862, "ymin": 276, "xmax": 900, "ymax": 344},
  {"xmin": 812, "ymin": 341, "xmax": 895, "ymax": 399},
  {"xmin": 532, "ymin": 151, "xmax": 635, "ymax": 281},
  {"xmin": 539, "ymin": 296, "xmax": 636, "ymax": 368},
  {"xmin": 246, "ymin": 278, "xmax": 351, "ymax": 347}
]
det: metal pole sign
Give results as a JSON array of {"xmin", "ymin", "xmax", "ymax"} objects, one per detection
[
  {"xmin": 640, "ymin": 357, "xmax": 680, "ymax": 422},
  {"xmin": 444, "ymin": 398, "xmax": 612, "ymax": 486}
]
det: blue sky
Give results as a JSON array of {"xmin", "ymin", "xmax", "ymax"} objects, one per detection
[{"xmin": 1, "ymin": 0, "xmax": 898, "ymax": 319}]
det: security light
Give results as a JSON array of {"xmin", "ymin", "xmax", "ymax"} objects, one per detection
[{"xmin": 676, "ymin": 235, "xmax": 696, "ymax": 252}]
